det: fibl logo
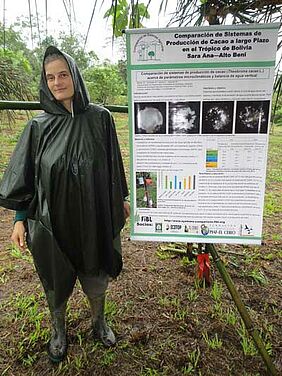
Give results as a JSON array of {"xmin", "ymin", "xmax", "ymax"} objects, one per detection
[{"xmin": 141, "ymin": 216, "xmax": 152, "ymax": 222}]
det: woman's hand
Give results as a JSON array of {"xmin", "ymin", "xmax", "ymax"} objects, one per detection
[
  {"xmin": 11, "ymin": 221, "xmax": 26, "ymax": 250},
  {"xmin": 123, "ymin": 201, "xmax": 130, "ymax": 220}
]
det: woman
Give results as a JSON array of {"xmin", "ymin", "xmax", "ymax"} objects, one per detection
[{"xmin": 0, "ymin": 46, "xmax": 130, "ymax": 362}]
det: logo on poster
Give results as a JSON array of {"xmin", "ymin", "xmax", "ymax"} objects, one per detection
[
  {"xmin": 201, "ymin": 224, "xmax": 209, "ymax": 236},
  {"xmin": 155, "ymin": 223, "xmax": 163, "ymax": 232},
  {"xmin": 241, "ymin": 224, "xmax": 254, "ymax": 236},
  {"xmin": 134, "ymin": 33, "xmax": 164, "ymax": 61}
]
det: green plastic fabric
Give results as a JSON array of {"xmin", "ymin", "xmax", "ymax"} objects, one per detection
[
  {"xmin": 14, "ymin": 210, "xmax": 28, "ymax": 223},
  {"xmin": 0, "ymin": 46, "xmax": 128, "ymax": 309}
]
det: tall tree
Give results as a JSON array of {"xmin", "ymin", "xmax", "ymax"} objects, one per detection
[
  {"xmin": 58, "ymin": 32, "xmax": 98, "ymax": 71},
  {"xmin": 104, "ymin": 0, "xmax": 150, "ymax": 37},
  {"xmin": 84, "ymin": 62, "xmax": 127, "ymax": 105},
  {"xmin": 0, "ymin": 23, "xmax": 35, "ymax": 104},
  {"xmin": 161, "ymin": 0, "xmax": 282, "ymax": 26},
  {"xmin": 0, "ymin": 49, "xmax": 34, "ymax": 122}
]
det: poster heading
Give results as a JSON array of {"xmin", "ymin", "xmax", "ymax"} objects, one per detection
[{"xmin": 128, "ymin": 24, "xmax": 279, "ymax": 65}]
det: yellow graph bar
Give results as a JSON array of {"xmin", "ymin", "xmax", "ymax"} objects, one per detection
[
  {"xmin": 184, "ymin": 178, "xmax": 186, "ymax": 189},
  {"xmin": 206, "ymin": 162, "xmax": 218, "ymax": 168}
]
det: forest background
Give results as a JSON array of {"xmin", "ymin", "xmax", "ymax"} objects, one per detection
[{"xmin": 0, "ymin": 0, "xmax": 281, "ymax": 123}]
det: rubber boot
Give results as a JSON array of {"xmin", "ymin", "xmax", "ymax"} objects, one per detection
[
  {"xmin": 47, "ymin": 302, "xmax": 67, "ymax": 363},
  {"xmin": 88, "ymin": 294, "xmax": 116, "ymax": 347}
]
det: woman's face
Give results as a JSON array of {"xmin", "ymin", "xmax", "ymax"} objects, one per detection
[{"xmin": 45, "ymin": 58, "xmax": 74, "ymax": 111}]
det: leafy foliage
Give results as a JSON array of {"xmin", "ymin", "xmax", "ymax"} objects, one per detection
[
  {"xmin": 0, "ymin": 49, "xmax": 34, "ymax": 123},
  {"xmin": 58, "ymin": 32, "xmax": 99, "ymax": 71},
  {"xmin": 105, "ymin": 0, "xmax": 150, "ymax": 37},
  {"xmin": 84, "ymin": 63, "xmax": 126, "ymax": 105},
  {"xmin": 159, "ymin": 0, "xmax": 282, "ymax": 27}
]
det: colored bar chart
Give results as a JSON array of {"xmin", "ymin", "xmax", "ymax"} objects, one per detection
[
  {"xmin": 163, "ymin": 173, "xmax": 196, "ymax": 191},
  {"xmin": 206, "ymin": 149, "xmax": 218, "ymax": 168}
]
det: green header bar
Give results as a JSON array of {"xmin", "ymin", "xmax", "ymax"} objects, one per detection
[{"xmin": 128, "ymin": 61, "xmax": 275, "ymax": 71}]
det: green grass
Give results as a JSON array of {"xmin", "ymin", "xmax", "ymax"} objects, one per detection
[
  {"xmin": 4, "ymin": 292, "xmax": 50, "ymax": 365},
  {"xmin": 202, "ymin": 332, "xmax": 223, "ymax": 349},
  {"xmin": 265, "ymin": 127, "xmax": 282, "ymax": 216}
]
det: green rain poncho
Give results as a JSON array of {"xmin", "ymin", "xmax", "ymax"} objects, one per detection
[{"xmin": 0, "ymin": 46, "xmax": 128, "ymax": 308}]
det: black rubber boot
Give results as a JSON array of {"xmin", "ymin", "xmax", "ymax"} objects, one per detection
[
  {"xmin": 47, "ymin": 302, "xmax": 67, "ymax": 363},
  {"xmin": 88, "ymin": 294, "xmax": 116, "ymax": 347}
]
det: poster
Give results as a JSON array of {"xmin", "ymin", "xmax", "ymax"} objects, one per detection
[{"xmin": 125, "ymin": 23, "xmax": 279, "ymax": 245}]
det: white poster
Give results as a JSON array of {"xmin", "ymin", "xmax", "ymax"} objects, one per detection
[{"xmin": 126, "ymin": 23, "xmax": 279, "ymax": 245}]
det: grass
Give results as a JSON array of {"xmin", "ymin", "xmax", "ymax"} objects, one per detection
[
  {"xmin": 0, "ymin": 113, "xmax": 29, "ymax": 179},
  {"xmin": 181, "ymin": 347, "xmax": 201, "ymax": 374},
  {"xmin": 247, "ymin": 268, "xmax": 268, "ymax": 285},
  {"xmin": 5, "ymin": 292, "xmax": 50, "ymax": 365},
  {"xmin": 202, "ymin": 332, "xmax": 223, "ymax": 350},
  {"xmin": 9, "ymin": 244, "xmax": 33, "ymax": 264},
  {"xmin": 264, "ymin": 127, "xmax": 282, "ymax": 219}
]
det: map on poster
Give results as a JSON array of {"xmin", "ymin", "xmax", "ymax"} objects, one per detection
[{"xmin": 125, "ymin": 23, "xmax": 279, "ymax": 245}]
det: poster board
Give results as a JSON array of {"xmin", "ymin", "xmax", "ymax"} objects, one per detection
[{"xmin": 125, "ymin": 23, "xmax": 279, "ymax": 245}]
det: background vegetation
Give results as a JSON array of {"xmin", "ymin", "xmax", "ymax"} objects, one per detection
[
  {"xmin": 0, "ymin": 22, "xmax": 127, "ymax": 107},
  {"xmin": 0, "ymin": 0, "xmax": 281, "ymax": 119}
]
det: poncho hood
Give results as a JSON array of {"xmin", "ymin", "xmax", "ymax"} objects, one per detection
[{"xmin": 40, "ymin": 45, "xmax": 90, "ymax": 115}]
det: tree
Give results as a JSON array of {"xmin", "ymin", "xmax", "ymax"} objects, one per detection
[
  {"xmin": 84, "ymin": 63, "xmax": 127, "ymax": 105},
  {"xmin": 117, "ymin": 58, "xmax": 127, "ymax": 85},
  {"xmin": 162, "ymin": 0, "xmax": 282, "ymax": 26},
  {"xmin": 104, "ymin": 0, "xmax": 150, "ymax": 37},
  {"xmin": 0, "ymin": 23, "xmax": 29, "ymax": 53},
  {"xmin": 0, "ymin": 23, "xmax": 35, "ymax": 101},
  {"xmin": 0, "ymin": 49, "xmax": 34, "ymax": 122},
  {"xmin": 58, "ymin": 32, "xmax": 98, "ymax": 71}
]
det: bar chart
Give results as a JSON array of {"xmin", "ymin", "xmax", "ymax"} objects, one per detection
[{"xmin": 160, "ymin": 172, "xmax": 196, "ymax": 191}]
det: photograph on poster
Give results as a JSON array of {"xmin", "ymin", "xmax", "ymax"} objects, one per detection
[
  {"xmin": 134, "ymin": 102, "xmax": 166, "ymax": 134},
  {"xmin": 168, "ymin": 101, "xmax": 200, "ymax": 134},
  {"xmin": 136, "ymin": 172, "xmax": 157, "ymax": 208},
  {"xmin": 235, "ymin": 100, "xmax": 270, "ymax": 134},
  {"xmin": 202, "ymin": 101, "xmax": 234, "ymax": 134}
]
